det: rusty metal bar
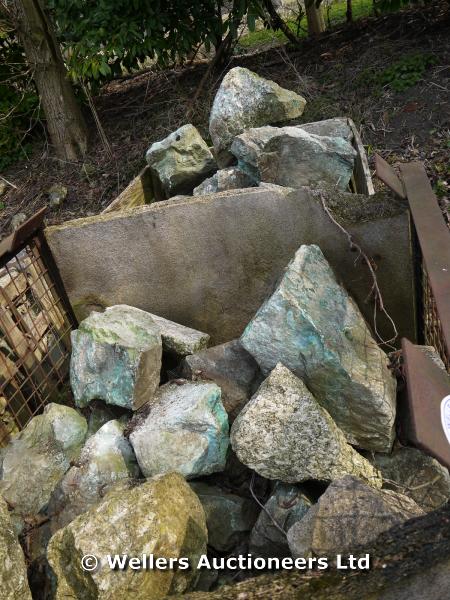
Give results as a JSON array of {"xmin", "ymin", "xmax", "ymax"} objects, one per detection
[
  {"xmin": 400, "ymin": 162, "xmax": 450, "ymax": 368},
  {"xmin": 401, "ymin": 339, "xmax": 450, "ymax": 469}
]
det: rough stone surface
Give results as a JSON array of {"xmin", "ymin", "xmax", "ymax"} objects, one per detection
[
  {"xmin": 230, "ymin": 364, "xmax": 381, "ymax": 485},
  {"xmin": 46, "ymin": 187, "xmax": 415, "ymax": 347},
  {"xmin": 179, "ymin": 340, "xmax": 261, "ymax": 421},
  {"xmin": 210, "ymin": 67, "xmax": 306, "ymax": 166},
  {"xmin": 287, "ymin": 475, "xmax": 423, "ymax": 558},
  {"xmin": 150, "ymin": 313, "xmax": 210, "ymax": 357},
  {"xmin": 298, "ymin": 117, "xmax": 353, "ymax": 140},
  {"xmin": 48, "ymin": 420, "xmax": 140, "ymax": 532},
  {"xmin": 129, "ymin": 380, "xmax": 229, "ymax": 479},
  {"xmin": 240, "ymin": 244, "xmax": 397, "ymax": 452},
  {"xmin": 193, "ymin": 167, "xmax": 256, "ymax": 196},
  {"xmin": 373, "ymin": 446, "xmax": 450, "ymax": 512},
  {"xmin": 146, "ymin": 124, "xmax": 216, "ymax": 195},
  {"xmin": 86, "ymin": 402, "xmax": 117, "ymax": 437},
  {"xmin": 190, "ymin": 482, "xmax": 259, "ymax": 551},
  {"xmin": 71, "ymin": 304, "xmax": 162, "ymax": 411},
  {"xmin": 0, "ymin": 403, "xmax": 87, "ymax": 519},
  {"xmin": 47, "ymin": 473, "xmax": 207, "ymax": 599},
  {"xmin": 231, "ymin": 125, "xmax": 356, "ymax": 191},
  {"xmin": 249, "ymin": 483, "xmax": 311, "ymax": 558},
  {"xmin": 0, "ymin": 496, "xmax": 32, "ymax": 599}
]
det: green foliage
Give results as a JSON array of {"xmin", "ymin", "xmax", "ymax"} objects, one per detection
[
  {"xmin": 46, "ymin": 0, "xmax": 256, "ymax": 85},
  {"xmin": 375, "ymin": 53, "xmax": 438, "ymax": 91},
  {"xmin": 0, "ymin": 30, "xmax": 39, "ymax": 170}
]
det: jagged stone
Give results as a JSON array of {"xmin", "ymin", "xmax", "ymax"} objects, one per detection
[
  {"xmin": 230, "ymin": 364, "xmax": 381, "ymax": 486},
  {"xmin": 0, "ymin": 496, "xmax": 32, "ymax": 599},
  {"xmin": 209, "ymin": 67, "xmax": 306, "ymax": 166},
  {"xmin": 48, "ymin": 420, "xmax": 140, "ymax": 532},
  {"xmin": 373, "ymin": 446, "xmax": 450, "ymax": 512},
  {"xmin": 240, "ymin": 244, "xmax": 396, "ymax": 452},
  {"xmin": 231, "ymin": 124, "xmax": 356, "ymax": 191},
  {"xmin": 0, "ymin": 403, "xmax": 87, "ymax": 520},
  {"xmin": 179, "ymin": 340, "xmax": 261, "ymax": 421},
  {"xmin": 190, "ymin": 482, "xmax": 259, "ymax": 552},
  {"xmin": 146, "ymin": 124, "xmax": 216, "ymax": 195},
  {"xmin": 71, "ymin": 305, "xmax": 162, "ymax": 411},
  {"xmin": 249, "ymin": 483, "xmax": 311, "ymax": 558},
  {"xmin": 47, "ymin": 473, "xmax": 207, "ymax": 599},
  {"xmin": 193, "ymin": 167, "xmax": 256, "ymax": 195},
  {"xmin": 150, "ymin": 313, "xmax": 210, "ymax": 357},
  {"xmin": 287, "ymin": 475, "xmax": 423, "ymax": 558},
  {"xmin": 129, "ymin": 380, "xmax": 229, "ymax": 479}
]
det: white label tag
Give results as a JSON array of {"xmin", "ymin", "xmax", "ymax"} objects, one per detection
[{"xmin": 441, "ymin": 395, "xmax": 450, "ymax": 445}]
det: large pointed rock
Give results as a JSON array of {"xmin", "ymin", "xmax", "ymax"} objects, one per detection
[
  {"xmin": 0, "ymin": 403, "xmax": 87, "ymax": 520},
  {"xmin": 146, "ymin": 124, "xmax": 216, "ymax": 196},
  {"xmin": 193, "ymin": 167, "xmax": 255, "ymax": 196},
  {"xmin": 231, "ymin": 124, "xmax": 356, "ymax": 191},
  {"xmin": 71, "ymin": 305, "xmax": 162, "ymax": 411},
  {"xmin": 48, "ymin": 419, "xmax": 140, "ymax": 532},
  {"xmin": 240, "ymin": 245, "xmax": 396, "ymax": 452},
  {"xmin": 0, "ymin": 496, "xmax": 32, "ymax": 599},
  {"xmin": 287, "ymin": 475, "xmax": 423, "ymax": 558},
  {"xmin": 47, "ymin": 473, "xmax": 207, "ymax": 599},
  {"xmin": 209, "ymin": 67, "xmax": 306, "ymax": 166},
  {"xmin": 129, "ymin": 380, "xmax": 229, "ymax": 479},
  {"xmin": 230, "ymin": 364, "xmax": 381, "ymax": 486}
]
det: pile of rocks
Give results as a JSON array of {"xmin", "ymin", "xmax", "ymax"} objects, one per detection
[
  {"xmin": 0, "ymin": 68, "xmax": 449, "ymax": 600},
  {"xmin": 145, "ymin": 66, "xmax": 357, "ymax": 199},
  {"xmin": 1, "ymin": 244, "xmax": 449, "ymax": 599}
]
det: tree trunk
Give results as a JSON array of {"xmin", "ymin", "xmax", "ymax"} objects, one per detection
[
  {"xmin": 12, "ymin": 0, "xmax": 88, "ymax": 160},
  {"xmin": 346, "ymin": 0, "xmax": 353, "ymax": 22},
  {"xmin": 305, "ymin": 0, "xmax": 325, "ymax": 36},
  {"xmin": 262, "ymin": 0, "xmax": 302, "ymax": 46}
]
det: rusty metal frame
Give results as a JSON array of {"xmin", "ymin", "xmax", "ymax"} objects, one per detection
[{"xmin": 0, "ymin": 210, "xmax": 77, "ymax": 447}]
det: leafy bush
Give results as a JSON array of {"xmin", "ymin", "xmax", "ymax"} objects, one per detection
[
  {"xmin": 47, "ymin": 0, "xmax": 255, "ymax": 85},
  {"xmin": 0, "ymin": 30, "xmax": 39, "ymax": 170},
  {"xmin": 376, "ymin": 53, "xmax": 438, "ymax": 91}
]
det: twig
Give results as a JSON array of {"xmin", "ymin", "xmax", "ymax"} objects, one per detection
[
  {"xmin": 319, "ymin": 192, "xmax": 398, "ymax": 348},
  {"xmin": 249, "ymin": 472, "xmax": 286, "ymax": 537},
  {"xmin": 0, "ymin": 175, "xmax": 18, "ymax": 190}
]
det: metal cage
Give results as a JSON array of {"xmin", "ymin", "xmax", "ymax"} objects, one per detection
[{"xmin": 0, "ymin": 209, "xmax": 77, "ymax": 447}]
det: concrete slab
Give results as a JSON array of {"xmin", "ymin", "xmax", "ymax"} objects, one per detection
[{"xmin": 45, "ymin": 186, "xmax": 415, "ymax": 346}]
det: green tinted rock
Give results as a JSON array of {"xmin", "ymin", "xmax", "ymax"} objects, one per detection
[
  {"xmin": 47, "ymin": 473, "xmax": 207, "ymax": 599},
  {"xmin": 0, "ymin": 496, "xmax": 32, "ymax": 599},
  {"xmin": 71, "ymin": 305, "xmax": 162, "ymax": 411}
]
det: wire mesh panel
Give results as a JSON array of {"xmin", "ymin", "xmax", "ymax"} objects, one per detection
[
  {"xmin": 0, "ymin": 218, "xmax": 76, "ymax": 447},
  {"xmin": 422, "ymin": 264, "xmax": 450, "ymax": 371}
]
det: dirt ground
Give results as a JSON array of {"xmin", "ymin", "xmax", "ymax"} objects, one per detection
[{"xmin": 0, "ymin": 2, "xmax": 448, "ymax": 238}]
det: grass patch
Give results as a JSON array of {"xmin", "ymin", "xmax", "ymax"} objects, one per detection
[{"xmin": 237, "ymin": 0, "xmax": 374, "ymax": 49}]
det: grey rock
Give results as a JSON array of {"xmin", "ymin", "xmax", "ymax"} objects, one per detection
[
  {"xmin": 287, "ymin": 475, "xmax": 423, "ymax": 558},
  {"xmin": 230, "ymin": 363, "xmax": 381, "ymax": 486},
  {"xmin": 48, "ymin": 419, "xmax": 140, "ymax": 533},
  {"xmin": 47, "ymin": 472, "xmax": 207, "ymax": 599},
  {"xmin": 86, "ymin": 402, "xmax": 117, "ymax": 437},
  {"xmin": 190, "ymin": 482, "xmax": 259, "ymax": 551},
  {"xmin": 179, "ymin": 339, "xmax": 261, "ymax": 421},
  {"xmin": 71, "ymin": 304, "xmax": 162, "ymax": 411},
  {"xmin": 47, "ymin": 183, "xmax": 68, "ymax": 208},
  {"xmin": 0, "ymin": 403, "xmax": 87, "ymax": 519},
  {"xmin": 146, "ymin": 124, "xmax": 216, "ymax": 196},
  {"xmin": 249, "ymin": 482, "xmax": 311, "ymax": 558},
  {"xmin": 231, "ymin": 124, "xmax": 356, "ymax": 191},
  {"xmin": 210, "ymin": 67, "xmax": 306, "ymax": 166},
  {"xmin": 373, "ymin": 446, "xmax": 450, "ymax": 512},
  {"xmin": 298, "ymin": 117, "xmax": 354, "ymax": 140},
  {"xmin": 0, "ymin": 496, "xmax": 32, "ymax": 599},
  {"xmin": 193, "ymin": 167, "xmax": 256, "ymax": 195},
  {"xmin": 129, "ymin": 380, "xmax": 229, "ymax": 479},
  {"xmin": 240, "ymin": 244, "xmax": 396, "ymax": 452},
  {"xmin": 10, "ymin": 212, "xmax": 27, "ymax": 231},
  {"xmin": 150, "ymin": 312, "xmax": 210, "ymax": 357}
]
